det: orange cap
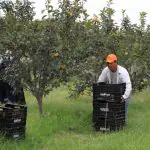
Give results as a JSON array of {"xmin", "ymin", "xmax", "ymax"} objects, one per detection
[{"xmin": 106, "ymin": 54, "xmax": 117, "ymax": 63}]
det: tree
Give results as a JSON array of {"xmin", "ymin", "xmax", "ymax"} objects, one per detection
[{"xmin": 0, "ymin": 0, "xmax": 67, "ymax": 115}]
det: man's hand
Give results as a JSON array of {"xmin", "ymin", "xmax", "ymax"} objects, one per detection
[{"xmin": 121, "ymin": 96, "xmax": 125, "ymax": 103}]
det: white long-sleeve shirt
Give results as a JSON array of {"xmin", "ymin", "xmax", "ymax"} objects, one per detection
[{"xmin": 97, "ymin": 65, "xmax": 132, "ymax": 99}]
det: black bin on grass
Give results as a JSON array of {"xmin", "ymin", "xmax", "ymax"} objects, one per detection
[
  {"xmin": 92, "ymin": 83, "xmax": 126, "ymax": 132},
  {"xmin": 0, "ymin": 80, "xmax": 27, "ymax": 140},
  {"xmin": 93, "ymin": 83, "xmax": 125, "ymax": 102},
  {"xmin": 0, "ymin": 104, "xmax": 27, "ymax": 140}
]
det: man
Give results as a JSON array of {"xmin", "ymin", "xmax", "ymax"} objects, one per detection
[
  {"xmin": 97, "ymin": 54, "xmax": 132, "ymax": 121},
  {"xmin": 0, "ymin": 53, "xmax": 26, "ymax": 104}
]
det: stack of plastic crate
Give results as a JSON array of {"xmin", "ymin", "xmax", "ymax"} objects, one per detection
[
  {"xmin": 0, "ymin": 103, "xmax": 27, "ymax": 140},
  {"xmin": 92, "ymin": 83, "xmax": 126, "ymax": 132},
  {"xmin": 0, "ymin": 80, "xmax": 27, "ymax": 140}
]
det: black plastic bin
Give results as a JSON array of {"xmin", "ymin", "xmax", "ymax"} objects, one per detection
[
  {"xmin": 93, "ymin": 83, "xmax": 125, "ymax": 102},
  {"xmin": 93, "ymin": 83, "xmax": 126, "ymax": 94},
  {"xmin": 92, "ymin": 83, "xmax": 126, "ymax": 132},
  {"xmin": 4, "ymin": 126, "xmax": 26, "ymax": 140},
  {"xmin": 0, "ymin": 104, "xmax": 27, "ymax": 140}
]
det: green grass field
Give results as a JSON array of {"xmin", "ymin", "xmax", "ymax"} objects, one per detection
[{"xmin": 0, "ymin": 87, "xmax": 150, "ymax": 150}]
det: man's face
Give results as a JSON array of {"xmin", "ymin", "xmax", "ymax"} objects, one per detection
[{"xmin": 106, "ymin": 61, "xmax": 117, "ymax": 72}]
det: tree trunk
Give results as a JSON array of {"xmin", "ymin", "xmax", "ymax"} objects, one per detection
[{"xmin": 36, "ymin": 94, "xmax": 43, "ymax": 115}]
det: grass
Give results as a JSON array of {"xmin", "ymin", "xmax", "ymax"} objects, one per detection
[{"xmin": 0, "ymin": 87, "xmax": 150, "ymax": 150}]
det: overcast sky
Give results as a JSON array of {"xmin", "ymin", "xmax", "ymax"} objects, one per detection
[{"xmin": 32, "ymin": 0, "xmax": 150, "ymax": 25}]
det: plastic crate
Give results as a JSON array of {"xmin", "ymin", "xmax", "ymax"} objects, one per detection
[
  {"xmin": 0, "ymin": 104, "xmax": 27, "ymax": 119},
  {"xmin": 93, "ymin": 110, "xmax": 125, "ymax": 119},
  {"xmin": 0, "ymin": 104, "xmax": 27, "ymax": 137},
  {"xmin": 93, "ymin": 116, "xmax": 125, "ymax": 124},
  {"xmin": 93, "ymin": 122, "xmax": 124, "ymax": 132},
  {"xmin": 4, "ymin": 126, "xmax": 26, "ymax": 140},
  {"xmin": 93, "ymin": 117, "xmax": 125, "ymax": 132},
  {"xmin": 93, "ymin": 101, "xmax": 125, "ymax": 112},
  {"xmin": 93, "ymin": 83, "xmax": 125, "ymax": 102},
  {"xmin": 93, "ymin": 83, "xmax": 126, "ymax": 95},
  {"xmin": 93, "ymin": 94, "xmax": 122, "ymax": 102},
  {"xmin": 0, "ymin": 122, "xmax": 26, "ymax": 131}
]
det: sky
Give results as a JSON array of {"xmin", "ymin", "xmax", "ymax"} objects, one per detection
[{"xmin": 32, "ymin": 0, "xmax": 150, "ymax": 25}]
